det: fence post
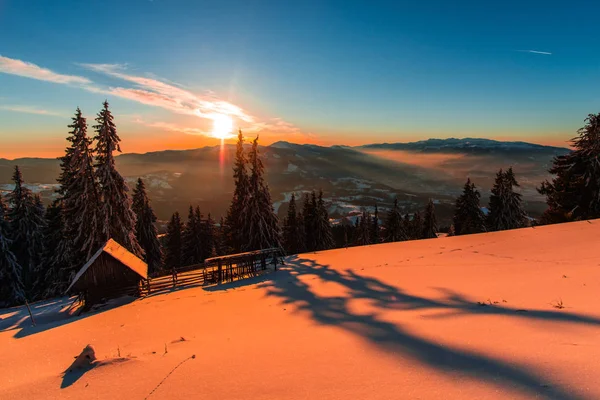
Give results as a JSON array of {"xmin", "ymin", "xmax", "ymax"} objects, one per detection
[{"xmin": 218, "ymin": 260, "xmax": 222, "ymax": 284}]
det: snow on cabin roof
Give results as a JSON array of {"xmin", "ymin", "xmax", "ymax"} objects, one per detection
[{"xmin": 66, "ymin": 239, "xmax": 148, "ymax": 293}]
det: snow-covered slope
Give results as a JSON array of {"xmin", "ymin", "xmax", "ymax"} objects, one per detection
[{"xmin": 1, "ymin": 220, "xmax": 600, "ymax": 399}]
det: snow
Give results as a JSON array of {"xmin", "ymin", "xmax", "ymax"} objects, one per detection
[
  {"xmin": 286, "ymin": 163, "xmax": 299, "ymax": 173},
  {"xmin": 0, "ymin": 183, "xmax": 60, "ymax": 193},
  {"xmin": 1, "ymin": 220, "xmax": 600, "ymax": 399}
]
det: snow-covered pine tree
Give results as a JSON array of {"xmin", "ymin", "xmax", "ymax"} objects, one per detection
[
  {"xmin": 243, "ymin": 136, "xmax": 282, "ymax": 251},
  {"xmin": 38, "ymin": 200, "xmax": 72, "ymax": 298},
  {"xmin": 422, "ymin": 199, "xmax": 438, "ymax": 239},
  {"xmin": 225, "ymin": 130, "xmax": 250, "ymax": 252},
  {"xmin": 201, "ymin": 212, "xmax": 216, "ymax": 261},
  {"xmin": 0, "ymin": 194, "xmax": 25, "ymax": 307},
  {"xmin": 132, "ymin": 178, "xmax": 163, "ymax": 274},
  {"xmin": 503, "ymin": 167, "xmax": 527, "ymax": 228},
  {"xmin": 314, "ymin": 190, "xmax": 334, "ymax": 251},
  {"xmin": 383, "ymin": 198, "xmax": 407, "ymax": 242},
  {"xmin": 370, "ymin": 204, "xmax": 380, "ymax": 244},
  {"xmin": 164, "ymin": 211, "xmax": 183, "ymax": 270},
  {"xmin": 6, "ymin": 166, "xmax": 45, "ymax": 296},
  {"xmin": 93, "ymin": 100, "xmax": 142, "ymax": 256},
  {"xmin": 453, "ymin": 178, "xmax": 486, "ymax": 235},
  {"xmin": 354, "ymin": 209, "xmax": 371, "ymax": 246},
  {"xmin": 302, "ymin": 193, "xmax": 317, "ymax": 252},
  {"xmin": 182, "ymin": 206, "xmax": 202, "ymax": 265},
  {"xmin": 539, "ymin": 113, "xmax": 600, "ymax": 223},
  {"xmin": 283, "ymin": 193, "xmax": 304, "ymax": 254},
  {"xmin": 29, "ymin": 195, "xmax": 48, "ymax": 299},
  {"xmin": 63, "ymin": 108, "xmax": 103, "ymax": 274},
  {"xmin": 487, "ymin": 168, "xmax": 526, "ymax": 231}
]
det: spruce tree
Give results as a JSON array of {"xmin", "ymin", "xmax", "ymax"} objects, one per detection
[
  {"xmin": 314, "ymin": 190, "xmax": 334, "ymax": 251},
  {"xmin": 38, "ymin": 200, "xmax": 72, "ymax": 298},
  {"xmin": 370, "ymin": 204, "xmax": 380, "ymax": 244},
  {"xmin": 225, "ymin": 130, "xmax": 250, "ymax": 252},
  {"xmin": 63, "ymin": 108, "xmax": 103, "ymax": 272},
  {"xmin": 202, "ymin": 212, "xmax": 216, "ymax": 261},
  {"xmin": 94, "ymin": 100, "xmax": 142, "ymax": 256},
  {"xmin": 243, "ymin": 136, "xmax": 282, "ymax": 251},
  {"xmin": 182, "ymin": 206, "xmax": 202, "ymax": 264},
  {"xmin": 422, "ymin": 199, "xmax": 438, "ymax": 239},
  {"xmin": 283, "ymin": 193, "xmax": 304, "ymax": 254},
  {"xmin": 354, "ymin": 209, "xmax": 371, "ymax": 246},
  {"xmin": 215, "ymin": 217, "xmax": 227, "ymax": 256},
  {"xmin": 302, "ymin": 193, "xmax": 317, "ymax": 252},
  {"xmin": 132, "ymin": 178, "xmax": 163, "ymax": 274},
  {"xmin": 410, "ymin": 211, "xmax": 423, "ymax": 240},
  {"xmin": 7, "ymin": 166, "xmax": 45, "ymax": 296},
  {"xmin": 403, "ymin": 213, "xmax": 411, "ymax": 239},
  {"xmin": 383, "ymin": 198, "xmax": 407, "ymax": 242},
  {"xmin": 453, "ymin": 178, "xmax": 486, "ymax": 235},
  {"xmin": 487, "ymin": 168, "xmax": 527, "ymax": 231},
  {"xmin": 539, "ymin": 113, "xmax": 600, "ymax": 223},
  {"xmin": 0, "ymin": 194, "xmax": 25, "ymax": 307},
  {"xmin": 164, "ymin": 212, "xmax": 183, "ymax": 270}
]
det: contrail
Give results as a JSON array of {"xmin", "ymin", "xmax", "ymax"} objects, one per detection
[{"xmin": 517, "ymin": 50, "xmax": 552, "ymax": 55}]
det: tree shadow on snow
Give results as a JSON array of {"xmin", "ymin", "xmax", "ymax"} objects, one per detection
[
  {"xmin": 0, "ymin": 296, "xmax": 136, "ymax": 339},
  {"xmin": 259, "ymin": 255, "xmax": 600, "ymax": 400}
]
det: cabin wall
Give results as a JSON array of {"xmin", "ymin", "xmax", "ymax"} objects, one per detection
[{"xmin": 74, "ymin": 253, "xmax": 143, "ymax": 294}]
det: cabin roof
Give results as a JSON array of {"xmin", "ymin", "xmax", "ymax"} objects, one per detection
[{"xmin": 66, "ymin": 239, "xmax": 148, "ymax": 293}]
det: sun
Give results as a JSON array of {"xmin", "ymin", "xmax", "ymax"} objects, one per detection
[{"xmin": 211, "ymin": 113, "xmax": 234, "ymax": 140}]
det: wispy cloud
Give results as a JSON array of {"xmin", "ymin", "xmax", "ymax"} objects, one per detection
[
  {"xmin": 0, "ymin": 104, "xmax": 65, "ymax": 117},
  {"xmin": 80, "ymin": 63, "xmax": 255, "ymax": 122},
  {"xmin": 134, "ymin": 118, "xmax": 210, "ymax": 136},
  {"xmin": 517, "ymin": 50, "xmax": 552, "ymax": 55},
  {"xmin": 0, "ymin": 55, "xmax": 91, "ymax": 84},
  {"xmin": 0, "ymin": 55, "xmax": 308, "ymax": 140}
]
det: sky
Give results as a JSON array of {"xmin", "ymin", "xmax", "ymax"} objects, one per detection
[{"xmin": 1, "ymin": 0, "xmax": 599, "ymax": 158}]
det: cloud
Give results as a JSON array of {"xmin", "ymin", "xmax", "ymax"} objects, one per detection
[
  {"xmin": 517, "ymin": 50, "xmax": 552, "ymax": 55},
  {"xmin": 80, "ymin": 63, "xmax": 255, "ymax": 122},
  {"xmin": 0, "ymin": 55, "xmax": 91, "ymax": 84},
  {"xmin": 0, "ymin": 56, "xmax": 310, "ymax": 140},
  {"xmin": 0, "ymin": 104, "xmax": 65, "ymax": 117},
  {"xmin": 133, "ymin": 118, "xmax": 211, "ymax": 136}
]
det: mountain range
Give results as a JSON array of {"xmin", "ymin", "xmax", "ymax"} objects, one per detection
[{"xmin": 0, "ymin": 138, "xmax": 569, "ymax": 227}]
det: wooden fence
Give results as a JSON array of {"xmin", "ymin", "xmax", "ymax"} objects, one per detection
[{"xmin": 141, "ymin": 248, "xmax": 285, "ymax": 297}]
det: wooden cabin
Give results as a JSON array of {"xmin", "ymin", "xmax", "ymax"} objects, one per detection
[{"xmin": 66, "ymin": 239, "xmax": 148, "ymax": 309}]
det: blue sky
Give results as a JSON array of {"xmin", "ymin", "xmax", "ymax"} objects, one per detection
[{"xmin": 1, "ymin": 0, "xmax": 598, "ymax": 157}]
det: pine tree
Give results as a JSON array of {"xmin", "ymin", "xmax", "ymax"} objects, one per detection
[
  {"xmin": 182, "ymin": 206, "xmax": 202, "ymax": 265},
  {"xmin": 61, "ymin": 108, "xmax": 104, "ymax": 280},
  {"xmin": 354, "ymin": 209, "xmax": 371, "ymax": 246},
  {"xmin": 0, "ymin": 194, "xmax": 25, "ymax": 307},
  {"xmin": 38, "ymin": 200, "xmax": 73, "ymax": 298},
  {"xmin": 201, "ymin": 212, "xmax": 216, "ymax": 261},
  {"xmin": 283, "ymin": 193, "xmax": 304, "ymax": 254},
  {"xmin": 383, "ymin": 198, "xmax": 407, "ymax": 242},
  {"xmin": 422, "ymin": 199, "xmax": 438, "ymax": 239},
  {"xmin": 94, "ymin": 100, "xmax": 142, "ymax": 256},
  {"xmin": 225, "ymin": 130, "xmax": 250, "ymax": 252},
  {"xmin": 410, "ymin": 211, "xmax": 423, "ymax": 240},
  {"xmin": 453, "ymin": 178, "xmax": 486, "ymax": 235},
  {"xmin": 539, "ymin": 113, "xmax": 600, "ymax": 223},
  {"xmin": 6, "ymin": 166, "xmax": 45, "ymax": 296},
  {"xmin": 370, "ymin": 204, "xmax": 380, "ymax": 244},
  {"xmin": 314, "ymin": 190, "xmax": 334, "ymax": 251},
  {"xmin": 487, "ymin": 168, "xmax": 527, "ymax": 231},
  {"xmin": 403, "ymin": 213, "xmax": 411, "ymax": 239},
  {"xmin": 215, "ymin": 217, "xmax": 227, "ymax": 256},
  {"xmin": 243, "ymin": 136, "xmax": 282, "ymax": 251},
  {"xmin": 302, "ymin": 193, "xmax": 317, "ymax": 252},
  {"xmin": 164, "ymin": 212, "xmax": 183, "ymax": 270},
  {"xmin": 132, "ymin": 178, "xmax": 163, "ymax": 274}
]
